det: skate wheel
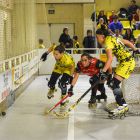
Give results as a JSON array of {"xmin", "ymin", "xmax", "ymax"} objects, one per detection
[
  {"xmin": 88, "ymin": 104, "xmax": 91, "ymax": 107},
  {"xmin": 108, "ymin": 115, "xmax": 111, "ymax": 118},
  {"xmin": 52, "ymin": 95, "xmax": 54, "ymax": 98},
  {"xmin": 91, "ymin": 104, "xmax": 94, "ymax": 107},
  {"xmin": 48, "ymin": 97, "xmax": 51, "ymax": 99},
  {"xmin": 95, "ymin": 103, "xmax": 97, "ymax": 107},
  {"xmin": 64, "ymin": 104, "xmax": 66, "ymax": 107},
  {"xmin": 120, "ymin": 115, "xmax": 124, "ymax": 120},
  {"xmin": 124, "ymin": 113, "xmax": 128, "ymax": 117},
  {"xmin": 66, "ymin": 100, "xmax": 69, "ymax": 103},
  {"xmin": 54, "ymin": 89, "xmax": 57, "ymax": 92},
  {"xmin": 104, "ymin": 99, "xmax": 107, "ymax": 102},
  {"xmin": 2, "ymin": 112, "xmax": 6, "ymax": 116},
  {"xmin": 111, "ymin": 116, "xmax": 116, "ymax": 120}
]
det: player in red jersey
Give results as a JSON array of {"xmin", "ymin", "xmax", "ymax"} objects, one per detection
[{"xmin": 68, "ymin": 52, "xmax": 112, "ymax": 107}]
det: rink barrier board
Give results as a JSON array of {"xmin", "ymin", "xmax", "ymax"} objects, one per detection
[{"xmin": 0, "ymin": 71, "xmax": 38, "ymax": 114}]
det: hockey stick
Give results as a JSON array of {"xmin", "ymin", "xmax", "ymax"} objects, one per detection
[
  {"xmin": 53, "ymin": 79, "xmax": 100, "ymax": 118},
  {"xmin": 44, "ymin": 93, "xmax": 70, "ymax": 115},
  {"xmin": 14, "ymin": 59, "xmax": 43, "ymax": 85}
]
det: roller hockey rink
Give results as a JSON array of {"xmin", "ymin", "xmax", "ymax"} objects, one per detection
[{"xmin": 0, "ymin": 75, "xmax": 140, "ymax": 140}]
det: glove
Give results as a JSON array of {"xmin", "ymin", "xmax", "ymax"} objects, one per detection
[
  {"xmin": 107, "ymin": 74, "xmax": 112, "ymax": 86},
  {"xmin": 41, "ymin": 52, "xmax": 48, "ymax": 61},
  {"xmin": 68, "ymin": 76, "xmax": 73, "ymax": 84},
  {"xmin": 68, "ymin": 85, "xmax": 74, "ymax": 97},
  {"xmin": 99, "ymin": 70, "xmax": 107, "ymax": 81},
  {"xmin": 133, "ymin": 49, "xmax": 140, "ymax": 57}
]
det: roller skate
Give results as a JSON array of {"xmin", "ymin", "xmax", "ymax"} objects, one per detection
[
  {"xmin": 96, "ymin": 94, "xmax": 107, "ymax": 102},
  {"xmin": 60, "ymin": 95, "xmax": 69, "ymax": 107},
  {"xmin": 123, "ymin": 104, "xmax": 129, "ymax": 117},
  {"xmin": 88, "ymin": 96, "xmax": 97, "ymax": 107},
  {"xmin": 47, "ymin": 88, "xmax": 57, "ymax": 99},
  {"xmin": 108, "ymin": 106, "xmax": 125, "ymax": 120}
]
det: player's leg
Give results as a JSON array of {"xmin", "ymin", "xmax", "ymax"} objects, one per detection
[
  {"xmin": 47, "ymin": 72, "xmax": 61, "ymax": 99},
  {"xmin": 58, "ymin": 73, "xmax": 70, "ymax": 107},
  {"xmin": 96, "ymin": 82, "xmax": 107, "ymax": 102},
  {"xmin": 108, "ymin": 76, "xmax": 125, "ymax": 118},
  {"xmin": 88, "ymin": 75, "xmax": 99, "ymax": 107}
]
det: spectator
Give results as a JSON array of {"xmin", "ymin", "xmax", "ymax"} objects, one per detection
[
  {"xmin": 133, "ymin": 8, "xmax": 140, "ymax": 29},
  {"xmin": 97, "ymin": 9, "xmax": 108, "ymax": 25},
  {"xmin": 108, "ymin": 16, "xmax": 123, "ymax": 35},
  {"xmin": 97, "ymin": 18, "xmax": 108, "ymax": 30},
  {"xmin": 59, "ymin": 27, "xmax": 73, "ymax": 54},
  {"xmin": 136, "ymin": 34, "xmax": 140, "ymax": 47},
  {"xmin": 123, "ymin": 29, "xmax": 135, "ymax": 41},
  {"xmin": 128, "ymin": 0, "xmax": 139, "ymax": 25},
  {"xmin": 130, "ymin": 38, "xmax": 136, "ymax": 47},
  {"xmin": 36, "ymin": 39, "xmax": 45, "ymax": 49},
  {"xmin": 82, "ymin": 29, "xmax": 95, "ymax": 54},
  {"xmin": 73, "ymin": 36, "xmax": 81, "ymax": 54},
  {"xmin": 136, "ymin": 22, "xmax": 140, "ymax": 30},
  {"xmin": 113, "ymin": 29, "xmax": 123, "ymax": 38},
  {"xmin": 109, "ymin": 10, "xmax": 118, "ymax": 24}
]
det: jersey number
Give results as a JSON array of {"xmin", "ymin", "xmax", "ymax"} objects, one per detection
[{"xmin": 116, "ymin": 38, "xmax": 124, "ymax": 46}]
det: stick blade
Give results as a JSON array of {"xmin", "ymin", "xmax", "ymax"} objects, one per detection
[{"xmin": 53, "ymin": 111, "xmax": 69, "ymax": 118}]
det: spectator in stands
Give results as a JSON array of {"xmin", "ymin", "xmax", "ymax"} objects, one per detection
[
  {"xmin": 108, "ymin": 16, "xmax": 123, "ymax": 35},
  {"xmin": 123, "ymin": 29, "xmax": 135, "ymax": 41},
  {"xmin": 97, "ymin": 18, "xmax": 108, "ymax": 30},
  {"xmin": 109, "ymin": 10, "xmax": 118, "ymax": 24},
  {"xmin": 73, "ymin": 36, "xmax": 81, "ymax": 54},
  {"xmin": 97, "ymin": 9, "xmax": 108, "ymax": 25},
  {"xmin": 136, "ymin": 34, "xmax": 140, "ymax": 47},
  {"xmin": 128, "ymin": 0, "xmax": 139, "ymax": 25},
  {"xmin": 83, "ymin": 29, "xmax": 95, "ymax": 54},
  {"xmin": 113, "ymin": 29, "xmax": 123, "ymax": 38},
  {"xmin": 136, "ymin": 22, "xmax": 140, "ymax": 30},
  {"xmin": 36, "ymin": 39, "xmax": 45, "ymax": 49},
  {"xmin": 130, "ymin": 38, "xmax": 137, "ymax": 47},
  {"xmin": 133, "ymin": 8, "xmax": 140, "ymax": 29},
  {"xmin": 59, "ymin": 27, "xmax": 73, "ymax": 54}
]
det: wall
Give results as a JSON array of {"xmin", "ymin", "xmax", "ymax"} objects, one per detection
[
  {"xmin": 95, "ymin": 0, "xmax": 140, "ymax": 12},
  {"xmin": 45, "ymin": 4, "xmax": 84, "ymax": 48}
]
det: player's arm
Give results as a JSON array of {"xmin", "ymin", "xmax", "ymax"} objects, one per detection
[
  {"xmin": 40, "ymin": 45, "xmax": 55, "ymax": 61},
  {"xmin": 70, "ymin": 64, "xmax": 75, "ymax": 76},
  {"xmin": 68, "ymin": 63, "xmax": 81, "ymax": 97},
  {"xmin": 121, "ymin": 39, "xmax": 136, "ymax": 51},
  {"xmin": 102, "ymin": 49, "xmax": 113, "ymax": 72}
]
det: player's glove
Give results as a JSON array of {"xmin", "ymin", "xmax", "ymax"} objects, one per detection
[
  {"xmin": 41, "ymin": 52, "xmax": 48, "ymax": 61},
  {"xmin": 99, "ymin": 70, "xmax": 107, "ymax": 81},
  {"xmin": 68, "ymin": 86, "xmax": 74, "ymax": 97},
  {"xmin": 68, "ymin": 76, "xmax": 73, "ymax": 84},
  {"xmin": 133, "ymin": 49, "xmax": 140, "ymax": 57}
]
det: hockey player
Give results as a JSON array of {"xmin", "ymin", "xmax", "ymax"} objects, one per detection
[
  {"xmin": 95, "ymin": 25, "xmax": 139, "ymax": 118},
  {"xmin": 41, "ymin": 43, "xmax": 75, "ymax": 107},
  {"xmin": 68, "ymin": 52, "xmax": 112, "ymax": 107}
]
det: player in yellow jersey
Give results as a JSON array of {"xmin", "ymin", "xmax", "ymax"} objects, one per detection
[
  {"xmin": 41, "ymin": 43, "xmax": 75, "ymax": 107},
  {"xmin": 96, "ymin": 25, "xmax": 140, "ymax": 119}
]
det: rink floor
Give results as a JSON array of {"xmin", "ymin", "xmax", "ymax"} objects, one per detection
[{"xmin": 0, "ymin": 75, "xmax": 140, "ymax": 140}]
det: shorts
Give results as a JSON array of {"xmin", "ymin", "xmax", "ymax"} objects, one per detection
[
  {"xmin": 115, "ymin": 57, "xmax": 135, "ymax": 79},
  {"xmin": 53, "ymin": 62, "xmax": 71, "ymax": 75}
]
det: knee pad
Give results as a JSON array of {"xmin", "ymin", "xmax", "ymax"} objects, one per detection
[
  {"xmin": 98, "ymin": 83, "xmax": 105, "ymax": 91},
  {"xmin": 110, "ymin": 77, "xmax": 121, "ymax": 90},
  {"xmin": 113, "ymin": 88, "xmax": 122, "ymax": 96},
  {"xmin": 48, "ymin": 81, "xmax": 55, "ymax": 90},
  {"xmin": 89, "ymin": 74, "xmax": 99, "ymax": 85},
  {"xmin": 58, "ymin": 80, "xmax": 67, "ymax": 94}
]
